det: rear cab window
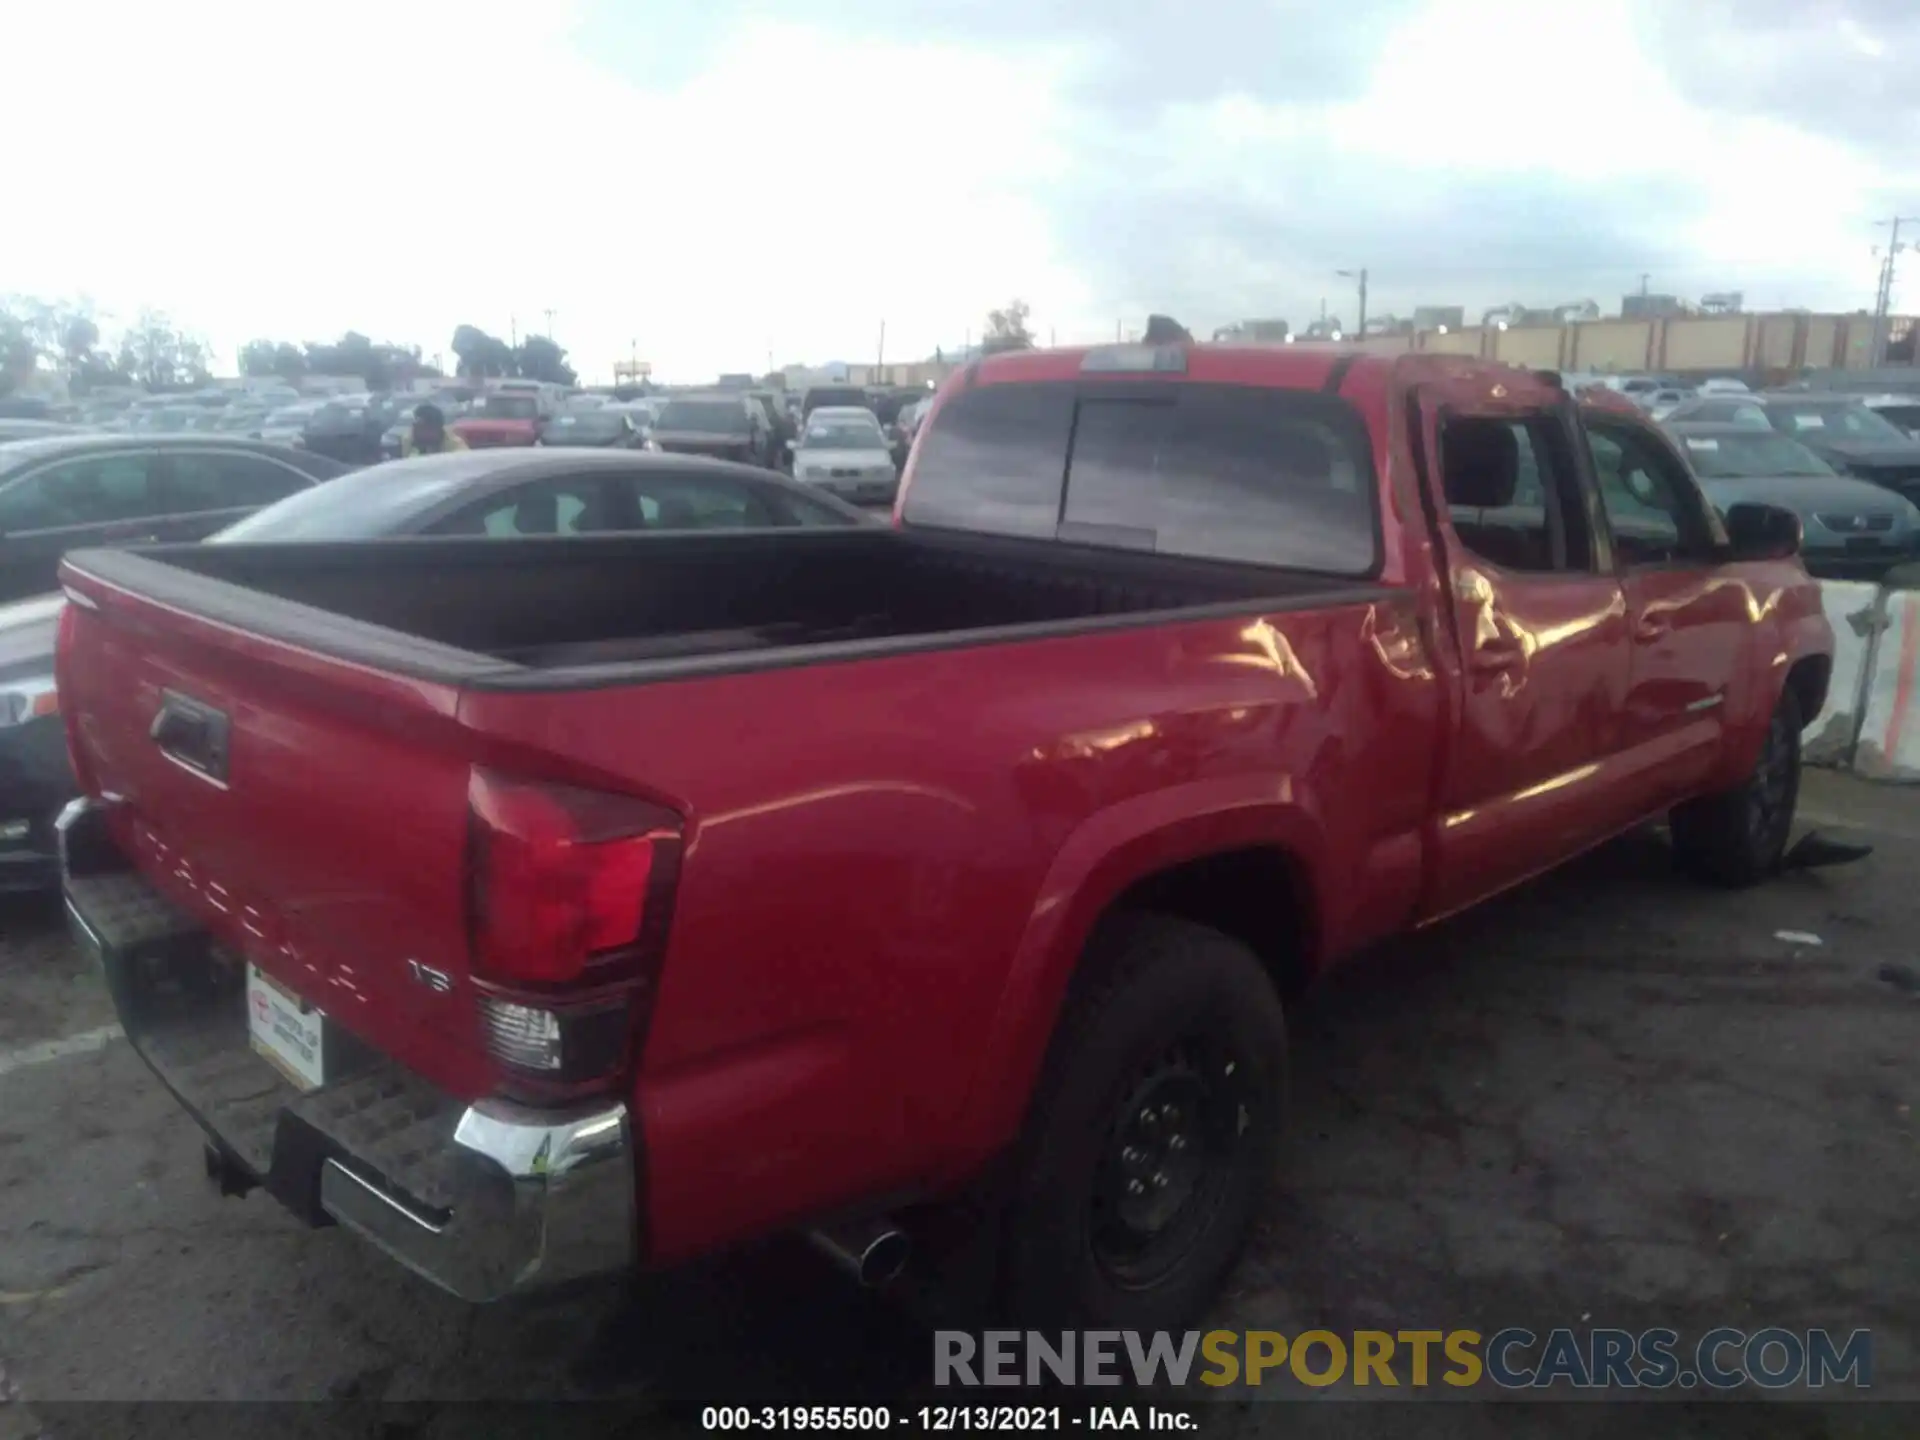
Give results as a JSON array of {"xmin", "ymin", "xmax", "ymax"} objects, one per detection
[{"xmin": 903, "ymin": 380, "xmax": 1380, "ymax": 574}]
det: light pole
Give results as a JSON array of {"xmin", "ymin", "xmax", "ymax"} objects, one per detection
[
  {"xmin": 1870, "ymin": 217, "xmax": 1919, "ymax": 367},
  {"xmin": 1336, "ymin": 268, "xmax": 1369, "ymax": 336}
]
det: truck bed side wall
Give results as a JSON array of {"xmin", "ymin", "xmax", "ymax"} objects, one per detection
[
  {"xmin": 121, "ymin": 529, "xmax": 1326, "ymax": 670},
  {"xmin": 459, "ymin": 590, "xmax": 1442, "ymax": 1261}
]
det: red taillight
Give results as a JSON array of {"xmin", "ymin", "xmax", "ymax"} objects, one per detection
[{"xmin": 466, "ymin": 768, "xmax": 681, "ymax": 987}]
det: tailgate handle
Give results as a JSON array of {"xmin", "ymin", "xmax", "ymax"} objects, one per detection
[{"xmin": 150, "ymin": 690, "xmax": 231, "ymax": 785}]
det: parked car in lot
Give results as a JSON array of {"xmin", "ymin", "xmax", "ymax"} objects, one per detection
[
  {"xmin": 450, "ymin": 390, "xmax": 551, "ymax": 450},
  {"xmin": 1662, "ymin": 421, "xmax": 1920, "ymax": 578},
  {"xmin": 789, "ymin": 405, "xmax": 900, "ymax": 503},
  {"xmin": 1645, "ymin": 387, "xmax": 1695, "ymax": 420},
  {"xmin": 1, "ymin": 454, "xmax": 872, "ymax": 894},
  {"xmin": 536, "ymin": 409, "xmax": 648, "ymax": 449},
  {"xmin": 647, "ymin": 392, "xmax": 777, "ymax": 467},
  {"xmin": 52, "ymin": 345, "xmax": 1831, "ymax": 1331},
  {"xmin": 1857, "ymin": 394, "xmax": 1920, "ymax": 440},
  {"xmin": 258, "ymin": 401, "xmax": 330, "ymax": 448},
  {"xmin": 214, "ymin": 406, "xmax": 272, "ymax": 438},
  {"xmin": 799, "ymin": 384, "xmax": 874, "ymax": 421},
  {"xmin": 1661, "ymin": 395, "xmax": 1773, "ymax": 428},
  {"xmin": 1751, "ymin": 395, "xmax": 1920, "ymax": 502},
  {"xmin": 0, "ymin": 434, "xmax": 347, "ymax": 605},
  {"xmin": 300, "ymin": 396, "xmax": 404, "ymax": 467},
  {"xmin": 0, "ymin": 420, "xmax": 85, "ymax": 444},
  {"xmin": 0, "ymin": 592, "xmax": 66, "ymax": 893}
]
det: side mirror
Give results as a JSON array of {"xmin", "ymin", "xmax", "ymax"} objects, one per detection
[{"xmin": 1724, "ymin": 501, "xmax": 1802, "ymax": 562}]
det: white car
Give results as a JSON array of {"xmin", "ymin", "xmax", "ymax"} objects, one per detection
[
  {"xmin": 1856, "ymin": 394, "xmax": 1920, "ymax": 439},
  {"xmin": 257, "ymin": 401, "xmax": 329, "ymax": 448},
  {"xmin": 790, "ymin": 406, "xmax": 899, "ymax": 505},
  {"xmin": 1698, "ymin": 378, "xmax": 1752, "ymax": 395}
]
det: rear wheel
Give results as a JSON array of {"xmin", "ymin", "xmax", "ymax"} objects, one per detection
[
  {"xmin": 998, "ymin": 915, "xmax": 1287, "ymax": 1330},
  {"xmin": 1670, "ymin": 686, "xmax": 1802, "ymax": 887}
]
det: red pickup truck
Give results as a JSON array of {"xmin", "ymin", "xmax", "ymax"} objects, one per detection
[{"xmin": 54, "ymin": 345, "xmax": 1830, "ymax": 1330}]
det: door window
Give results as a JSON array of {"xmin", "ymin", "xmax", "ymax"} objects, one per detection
[
  {"xmin": 0, "ymin": 454, "xmax": 155, "ymax": 532},
  {"xmin": 624, "ymin": 472, "xmax": 786, "ymax": 529},
  {"xmin": 428, "ymin": 478, "xmax": 605, "ymax": 537},
  {"xmin": 1585, "ymin": 423, "xmax": 1716, "ymax": 566},
  {"xmin": 1440, "ymin": 413, "xmax": 1592, "ymax": 573},
  {"xmin": 164, "ymin": 452, "xmax": 310, "ymax": 514}
]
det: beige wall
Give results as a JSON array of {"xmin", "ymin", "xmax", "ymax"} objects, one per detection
[
  {"xmin": 1755, "ymin": 317, "xmax": 1797, "ymax": 369},
  {"xmin": 1493, "ymin": 326, "xmax": 1564, "ymax": 368},
  {"xmin": 1803, "ymin": 317, "xmax": 1840, "ymax": 368},
  {"xmin": 1662, "ymin": 317, "xmax": 1749, "ymax": 371},
  {"xmin": 1422, "ymin": 327, "xmax": 1484, "ymax": 356},
  {"xmin": 1838, "ymin": 318, "xmax": 1876, "ymax": 370},
  {"xmin": 1356, "ymin": 333, "xmax": 1414, "ymax": 354},
  {"xmin": 1569, "ymin": 321, "xmax": 1652, "ymax": 371}
]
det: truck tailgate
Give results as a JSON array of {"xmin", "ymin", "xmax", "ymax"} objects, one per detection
[{"xmin": 58, "ymin": 555, "xmax": 504, "ymax": 1099}]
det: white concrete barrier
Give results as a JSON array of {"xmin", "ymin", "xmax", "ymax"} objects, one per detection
[
  {"xmin": 1804, "ymin": 579, "xmax": 1884, "ymax": 768},
  {"xmin": 1854, "ymin": 583, "xmax": 1920, "ymax": 782}
]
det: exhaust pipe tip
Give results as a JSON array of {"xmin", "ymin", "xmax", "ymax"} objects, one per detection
[
  {"xmin": 808, "ymin": 1220, "xmax": 912, "ymax": 1289},
  {"xmin": 857, "ymin": 1228, "xmax": 911, "ymax": 1288}
]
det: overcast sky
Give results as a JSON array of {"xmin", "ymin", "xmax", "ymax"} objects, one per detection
[{"xmin": 9, "ymin": 0, "xmax": 1918, "ymax": 382}]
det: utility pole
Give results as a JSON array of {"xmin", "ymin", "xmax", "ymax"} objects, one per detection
[
  {"xmin": 1870, "ymin": 216, "xmax": 1919, "ymax": 367},
  {"xmin": 1337, "ymin": 268, "xmax": 1369, "ymax": 335},
  {"xmin": 509, "ymin": 314, "xmax": 518, "ymax": 349},
  {"xmin": 1639, "ymin": 273, "xmax": 1650, "ymax": 296},
  {"xmin": 542, "ymin": 308, "xmax": 556, "ymax": 338},
  {"xmin": 877, "ymin": 320, "xmax": 886, "ymax": 375}
]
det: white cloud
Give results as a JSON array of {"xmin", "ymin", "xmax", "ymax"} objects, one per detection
[
  {"xmin": 7, "ymin": 0, "xmax": 1087, "ymax": 380},
  {"xmin": 6, "ymin": 0, "xmax": 1915, "ymax": 374}
]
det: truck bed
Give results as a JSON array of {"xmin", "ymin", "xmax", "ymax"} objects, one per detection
[{"xmin": 60, "ymin": 527, "xmax": 1370, "ymax": 684}]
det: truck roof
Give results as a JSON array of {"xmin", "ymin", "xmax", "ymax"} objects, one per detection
[{"xmin": 960, "ymin": 342, "xmax": 1570, "ymax": 407}]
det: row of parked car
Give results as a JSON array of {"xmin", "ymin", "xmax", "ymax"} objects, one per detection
[
  {"xmin": 0, "ymin": 378, "xmax": 941, "ymax": 499},
  {"xmin": 1576, "ymin": 384, "xmax": 1920, "ymax": 579}
]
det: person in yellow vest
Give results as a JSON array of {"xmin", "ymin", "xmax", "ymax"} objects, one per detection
[{"xmin": 402, "ymin": 403, "xmax": 468, "ymax": 457}]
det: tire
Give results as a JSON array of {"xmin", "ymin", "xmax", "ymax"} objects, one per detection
[
  {"xmin": 998, "ymin": 914, "xmax": 1287, "ymax": 1331},
  {"xmin": 1670, "ymin": 685, "xmax": 1802, "ymax": 887}
]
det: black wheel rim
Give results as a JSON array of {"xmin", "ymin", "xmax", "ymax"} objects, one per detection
[
  {"xmin": 1087, "ymin": 1027, "xmax": 1254, "ymax": 1289},
  {"xmin": 1747, "ymin": 707, "xmax": 1795, "ymax": 846}
]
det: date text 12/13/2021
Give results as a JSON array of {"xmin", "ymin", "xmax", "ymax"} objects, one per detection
[{"xmin": 701, "ymin": 1405, "xmax": 1201, "ymax": 1431}]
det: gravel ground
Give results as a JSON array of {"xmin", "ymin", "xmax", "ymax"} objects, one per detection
[{"xmin": 0, "ymin": 768, "xmax": 1914, "ymax": 1439}]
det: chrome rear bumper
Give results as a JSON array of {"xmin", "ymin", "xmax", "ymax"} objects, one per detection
[{"xmin": 58, "ymin": 795, "xmax": 638, "ymax": 1302}]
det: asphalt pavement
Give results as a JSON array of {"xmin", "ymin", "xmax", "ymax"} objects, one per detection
[{"xmin": 0, "ymin": 769, "xmax": 1915, "ymax": 1439}]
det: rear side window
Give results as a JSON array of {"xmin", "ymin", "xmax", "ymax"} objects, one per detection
[
  {"xmin": 906, "ymin": 384, "xmax": 1076, "ymax": 539},
  {"xmin": 905, "ymin": 382, "xmax": 1379, "ymax": 573}
]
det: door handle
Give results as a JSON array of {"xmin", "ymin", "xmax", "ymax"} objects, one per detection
[{"xmin": 1469, "ymin": 636, "xmax": 1527, "ymax": 674}]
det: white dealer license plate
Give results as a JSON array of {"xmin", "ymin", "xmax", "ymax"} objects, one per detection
[{"xmin": 247, "ymin": 964, "xmax": 326, "ymax": 1091}]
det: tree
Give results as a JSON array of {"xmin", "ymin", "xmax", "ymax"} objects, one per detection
[
  {"xmin": 451, "ymin": 323, "xmax": 515, "ymax": 379},
  {"xmin": 981, "ymin": 299, "xmax": 1034, "ymax": 354},
  {"xmin": 240, "ymin": 339, "xmax": 309, "ymax": 382},
  {"xmin": 514, "ymin": 335, "xmax": 576, "ymax": 386},
  {"xmin": 115, "ymin": 309, "xmax": 211, "ymax": 390}
]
